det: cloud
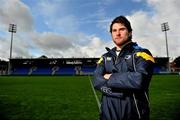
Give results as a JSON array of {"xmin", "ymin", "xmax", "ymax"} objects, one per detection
[
  {"xmin": 35, "ymin": 1, "xmax": 60, "ymax": 17},
  {"xmin": 128, "ymin": 0, "xmax": 180, "ymax": 58},
  {"xmin": 26, "ymin": 31, "xmax": 109, "ymax": 58},
  {"xmin": 0, "ymin": 0, "xmax": 179, "ymax": 60},
  {"xmin": 0, "ymin": 37, "xmax": 10, "ymax": 60},
  {"xmin": 32, "ymin": 0, "xmax": 80, "ymax": 34},
  {"xmin": 0, "ymin": 34, "xmax": 33, "ymax": 61},
  {"xmin": 75, "ymin": 35, "xmax": 112, "ymax": 57},
  {"xmin": 31, "ymin": 32, "xmax": 73, "ymax": 51},
  {"xmin": 0, "ymin": 0, "xmax": 34, "ymax": 32},
  {"xmin": 0, "ymin": 0, "xmax": 34, "ymax": 60},
  {"xmin": 48, "ymin": 15, "xmax": 79, "ymax": 34}
]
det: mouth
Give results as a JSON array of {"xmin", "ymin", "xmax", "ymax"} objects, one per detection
[{"xmin": 115, "ymin": 37, "xmax": 122, "ymax": 40}]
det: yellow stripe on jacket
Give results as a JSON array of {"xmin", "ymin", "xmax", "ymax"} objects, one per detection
[
  {"xmin": 136, "ymin": 52, "xmax": 155, "ymax": 63},
  {"xmin": 97, "ymin": 57, "xmax": 103, "ymax": 64}
]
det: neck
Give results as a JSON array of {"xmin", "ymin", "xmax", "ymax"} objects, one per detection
[{"xmin": 116, "ymin": 41, "xmax": 132, "ymax": 51}]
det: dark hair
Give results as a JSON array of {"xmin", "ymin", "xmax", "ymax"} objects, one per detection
[{"xmin": 110, "ymin": 16, "xmax": 132, "ymax": 33}]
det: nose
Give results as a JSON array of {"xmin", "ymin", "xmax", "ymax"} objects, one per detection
[{"xmin": 116, "ymin": 30, "xmax": 121, "ymax": 36}]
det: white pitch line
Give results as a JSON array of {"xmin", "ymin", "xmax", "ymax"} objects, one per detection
[{"xmin": 88, "ymin": 75, "xmax": 101, "ymax": 112}]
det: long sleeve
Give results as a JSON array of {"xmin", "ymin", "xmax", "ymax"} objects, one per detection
[
  {"xmin": 107, "ymin": 51, "xmax": 154, "ymax": 90},
  {"xmin": 93, "ymin": 57, "xmax": 114, "ymax": 94},
  {"xmin": 93, "ymin": 58, "xmax": 107, "ymax": 90}
]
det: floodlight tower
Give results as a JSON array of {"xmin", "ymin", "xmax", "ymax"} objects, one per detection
[
  {"xmin": 8, "ymin": 24, "xmax": 17, "ymax": 75},
  {"xmin": 161, "ymin": 22, "xmax": 170, "ymax": 71},
  {"xmin": 161, "ymin": 22, "xmax": 170, "ymax": 58}
]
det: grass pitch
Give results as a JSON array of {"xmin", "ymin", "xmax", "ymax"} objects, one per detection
[
  {"xmin": 150, "ymin": 75, "xmax": 180, "ymax": 120},
  {"xmin": 0, "ymin": 76, "xmax": 99, "ymax": 120},
  {"xmin": 0, "ymin": 75, "xmax": 179, "ymax": 120}
]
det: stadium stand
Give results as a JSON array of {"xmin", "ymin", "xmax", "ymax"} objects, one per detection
[
  {"xmin": 8, "ymin": 57, "xmax": 98, "ymax": 75},
  {"xmin": 52, "ymin": 66, "xmax": 59, "ymax": 75},
  {"xmin": 170, "ymin": 56, "xmax": 180, "ymax": 72},
  {"xmin": 154, "ymin": 57, "xmax": 170, "ymax": 73},
  {"xmin": 80, "ymin": 65, "xmax": 96, "ymax": 75},
  {"xmin": 0, "ymin": 60, "xmax": 8, "ymax": 75},
  {"xmin": 13, "ymin": 67, "xmax": 30, "ymax": 75},
  {"xmin": 1, "ymin": 56, "xmax": 179, "ymax": 76}
]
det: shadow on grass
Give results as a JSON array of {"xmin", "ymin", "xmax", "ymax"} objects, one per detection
[
  {"xmin": 0, "ymin": 101, "xmax": 11, "ymax": 120},
  {"xmin": 172, "ymin": 103, "xmax": 180, "ymax": 120}
]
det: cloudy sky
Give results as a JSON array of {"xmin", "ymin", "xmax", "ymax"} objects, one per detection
[{"xmin": 0, "ymin": 0, "xmax": 179, "ymax": 60}]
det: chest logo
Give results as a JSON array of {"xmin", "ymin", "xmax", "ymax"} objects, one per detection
[{"xmin": 106, "ymin": 57, "xmax": 112, "ymax": 61}]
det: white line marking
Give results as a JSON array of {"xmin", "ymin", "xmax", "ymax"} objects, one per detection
[{"xmin": 88, "ymin": 75, "xmax": 101, "ymax": 112}]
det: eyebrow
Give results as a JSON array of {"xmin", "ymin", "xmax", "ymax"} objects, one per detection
[{"xmin": 112, "ymin": 27, "xmax": 126, "ymax": 31}]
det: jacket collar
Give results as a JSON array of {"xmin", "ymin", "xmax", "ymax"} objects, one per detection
[{"xmin": 106, "ymin": 42, "xmax": 137, "ymax": 56}]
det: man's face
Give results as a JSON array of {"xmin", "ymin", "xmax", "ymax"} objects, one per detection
[{"xmin": 111, "ymin": 23, "xmax": 131, "ymax": 47}]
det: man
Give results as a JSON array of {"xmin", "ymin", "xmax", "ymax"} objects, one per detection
[{"xmin": 93, "ymin": 16, "xmax": 154, "ymax": 120}]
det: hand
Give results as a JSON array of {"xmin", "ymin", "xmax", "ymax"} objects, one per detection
[{"xmin": 104, "ymin": 74, "xmax": 112, "ymax": 80}]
